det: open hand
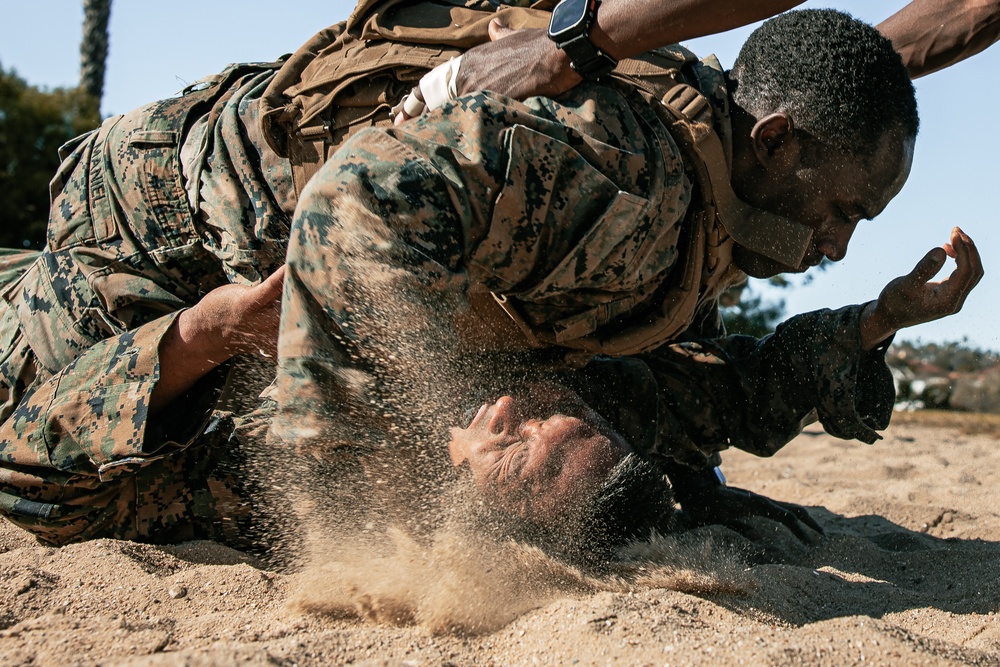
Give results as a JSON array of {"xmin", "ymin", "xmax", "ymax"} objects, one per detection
[{"xmin": 861, "ymin": 227, "xmax": 983, "ymax": 349}]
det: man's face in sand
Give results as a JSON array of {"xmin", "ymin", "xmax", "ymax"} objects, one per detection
[{"xmin": 448, "ymin": 394, "xmax": 631, "ymax": 524}]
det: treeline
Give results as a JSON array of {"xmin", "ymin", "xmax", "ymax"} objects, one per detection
[
  {"xmin": 889, "ymin": 339, "xmax": 1000, "ymax": 374},
  {"xmin": 0, "ymin": 65, "xmax": 101, "ymax": 249}
]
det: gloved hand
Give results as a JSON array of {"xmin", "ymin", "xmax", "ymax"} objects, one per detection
[{"xmin": 665, "ymin": 463, "xmax": 823, "ymax": 544}]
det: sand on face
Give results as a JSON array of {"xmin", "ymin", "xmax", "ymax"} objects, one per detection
[{"xmin": 1, "ymin": 417, "xmax": 999, "ymax": 666}]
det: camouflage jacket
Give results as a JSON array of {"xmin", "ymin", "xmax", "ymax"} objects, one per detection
[
  {"xmin": 0, "ymin": 34, "xmax": 894, "ymax": 545},
  {"xmin": 572, "ymin": 309, "xmax": 895, "ymax": 471},
  {"xmin": 273, "ymin": 71, "xmax": 895, "ymax": 469}
]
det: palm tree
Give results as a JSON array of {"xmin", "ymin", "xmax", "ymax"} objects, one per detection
[{"xmin": 79, "ymin": 0, "xmax": 112, "ymax": 105}]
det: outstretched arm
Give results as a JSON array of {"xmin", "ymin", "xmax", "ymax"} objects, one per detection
[
  {"xmin": 619, "ymin": 309, "xmax": 889, "ymax": 545},
  {"xmin": 455, "ymin": 0, "xmax": 1000, "ymax": 104},
  {"xmin": 624, "ymin": 229, "xmax": 982, "ymax": 541},
  {"xmin": 645, "ymin": 227, "xmax": 984, "ymax": 465},
  {"xmin": 455, "ymin": 0, "xmax": 804, "ymax": 101},
  {"xmin": 877, "ymin": 0, "xmax": 1000, "ymax": 78}
]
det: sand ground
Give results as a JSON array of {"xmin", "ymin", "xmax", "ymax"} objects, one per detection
[{"xmin": 2, "ymin": 415, "xmax": 999, "ymax": 666}]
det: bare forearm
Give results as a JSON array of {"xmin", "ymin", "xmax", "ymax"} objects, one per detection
[
  {"xmin": 597, "ymin": 0, "xmax": 1000, "ymax": 73},
  {"xmin": 878, "ymin": 0, "xmax": 1000, "ymax": 78},
  {"xmin": 148, "ymin": 308, "xmax": 232, "ymax": 415},
  {"xmin": 591, "ymin": 0, "xmax": 806, "ymax": 59},
  {"xmin": 458, "ymin": 0, "xmax": 805, "ymax": 101},
  {"xmin": 148, "ymin": 268, "xmax": 285, "ymax": 415}
]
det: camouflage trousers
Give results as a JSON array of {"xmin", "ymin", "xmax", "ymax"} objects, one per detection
[
  {"xmin": 0, "ymin": 248, "xmax": 266, "ymax": 548},
  {"xmin": 0, "ymin": 67, "xmax": 281, "ymax": 549}
]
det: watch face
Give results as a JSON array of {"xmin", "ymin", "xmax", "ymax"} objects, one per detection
[{"xmin": 549, "ymin": 0, "xmax": 590, "ymax": 39}]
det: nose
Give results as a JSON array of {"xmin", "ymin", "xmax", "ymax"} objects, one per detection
[
  {"xmin": 816, "ymin": 222, "xmax": 857, "ymax": 262},
  {"xmin": 487, "ymin": 396, "xmax": 515, "ymax": 434}
]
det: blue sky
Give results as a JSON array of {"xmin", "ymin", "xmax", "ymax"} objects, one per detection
[{"xmin": 1, "ymin": 1, "xmax": 997, "ymax": 351}]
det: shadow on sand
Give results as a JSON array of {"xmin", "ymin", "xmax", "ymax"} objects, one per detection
[{"xmin": 703, "ymin": 507, "xmax": 1000, "ymax": 625}]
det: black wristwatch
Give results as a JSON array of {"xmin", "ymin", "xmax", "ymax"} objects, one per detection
[{"xmin": 547, "ymin": 0, "xmax": 618, "ymax": 80}]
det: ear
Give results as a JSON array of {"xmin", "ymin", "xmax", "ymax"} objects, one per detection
[{"xmin": 749, "ymin": 112, "xmax": 801, "ymax": 172}]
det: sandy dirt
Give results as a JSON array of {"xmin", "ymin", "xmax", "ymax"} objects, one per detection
[{"xmin": 2, "ymin": 416, "xmax": 999, "ymax": 666}]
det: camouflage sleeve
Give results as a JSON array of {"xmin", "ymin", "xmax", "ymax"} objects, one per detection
[
  {"xmin": 1, "ymin": 311, "xmax": 223, "ymax": 468},
  {"xmin": 637, "ymin": 303, "xmax": 895, "ymax": 468},
  {"xmin": 272, "ymin": 127, "xmax": 475, "ymax": 455},
  {"xmin": 728, "ymin": 303, "xmax": 895, "ymax": 448},
  {"xmin": 273, "ymin": 87, "xmax": 669, "ymax": 455},
  {"xmin": 0, "ymin": 311, "xmax": 226, "ymax": 543}
]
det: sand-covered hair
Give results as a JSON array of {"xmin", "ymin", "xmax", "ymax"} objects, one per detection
[{"xmin": 730, "ymin": 9, "xmax": 918, "ymax": 156}]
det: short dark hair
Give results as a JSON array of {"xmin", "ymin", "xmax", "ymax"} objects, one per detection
[
  {"xmin": 730, "ymin": 9, "xmax": 918, "ymax": 156},
  {"xmin": 477, "ymin": 453, "xmax": 675, "ymax": 566},
  {"xmin": 580, "ymin": 453, "xmax": 675, "ymax": 553}
]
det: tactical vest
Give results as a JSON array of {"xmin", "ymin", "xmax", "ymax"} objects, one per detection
[
  {"xmin": 259, "ymin": 0, "xmax": 561, "ymax": 196},
  {"xmin": 259, "ymin": 0, "xmax": 813, "ymax": 357}
]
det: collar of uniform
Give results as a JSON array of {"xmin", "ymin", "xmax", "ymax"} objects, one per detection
[
  {"xmin": 683, "ymin": 54, "xmax": 813, "ymax": 269},
  {"xmin": 689, "ymin": 55, "xmax": 734, "ymax": 171}
]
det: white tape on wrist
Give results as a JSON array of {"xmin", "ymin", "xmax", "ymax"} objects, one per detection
[
  {"xmin": 392, "ymin": 56, "xmax": 463, "ymax": 121},
  {"xmin": 401, "ymin": 87, "xmax": 426, "ymax": 117},
  {"xmin": 419, "ymin": 56, "xmax": 462, "ymax": 112}
]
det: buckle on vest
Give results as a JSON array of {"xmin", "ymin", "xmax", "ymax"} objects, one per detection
[{"xmin": 661, "ymin": 84, "xmax": 709, "ymax": 123}]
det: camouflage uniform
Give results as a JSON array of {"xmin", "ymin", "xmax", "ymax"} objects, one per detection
[
  {"xmin": 0, "ymin": 26, "xmax": 894, "ymax": 546},
  {"xmin": 0, "ymin": 63, "xmax": 290, "ymax": 547},
  {"xmin": 570, "ymin": 310, "xmax": 894, "ymax": 473},
  {"xmin": 273, "ymin": 64, "xmax": 895, "ymax": 472}
]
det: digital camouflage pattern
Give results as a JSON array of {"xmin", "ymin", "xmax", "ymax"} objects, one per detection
[
  {"xmin": 272, "ymin": 72, "xmax": 894, "ymax": 470},
  {"xmin": 0, "ymin": 63, "xmax": 291, "ymax": 546},
  {"xmin": 272, "ymin": 79, "xmax": 706, "ymax": 455},
  {"xmin": 0, "ymin": 16, "xmax": 897, "ymax": 546},
  {"xmin": 571, "ymin": 307, "xmax": 895, "ymax": 472},
  {"xmin": 0, "ymin": 268, "xmax": 268, "ymax": 548}
]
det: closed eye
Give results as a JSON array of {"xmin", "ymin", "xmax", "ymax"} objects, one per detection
[
  {"xmin": 497, "ymin": 421, "xmax": 546, "ymax": 483},
  {"xmin": 834, "ymin": 204, "xmax": 855, "ymax": 225},
  {"xmin": 495, "ymin": 439, "xmax": 529, "ymax": 484}
]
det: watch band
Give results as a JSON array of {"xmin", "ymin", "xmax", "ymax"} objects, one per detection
[
  {"xmin": 560, "ymin": 33, "xmax": 618, "ymax": 79},
  {"xmin": 548, "ymin": 0, "xmax": 618, "ymax": 80}
]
